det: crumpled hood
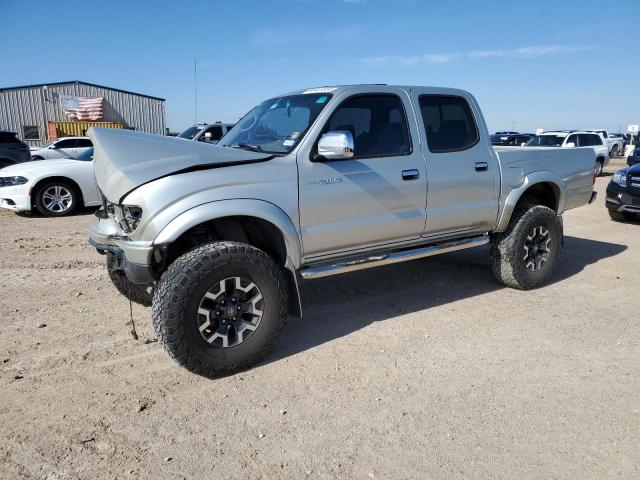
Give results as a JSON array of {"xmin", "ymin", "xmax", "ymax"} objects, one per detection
[{"xmin": 89, "ymin": 128, "xmax": 272, "ymax": 202}]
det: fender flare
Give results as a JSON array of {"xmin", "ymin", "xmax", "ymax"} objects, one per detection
[
  {"xmin": 154, "ymin": 198, "xmax": 303, "ymax": 267},
  {"xmin": 153, "ymin": 199, "xmax": 304, "ymax": 317},
  {"xmin": 494, "ymin": 171, "xmax": 565, "ymax": 233}
]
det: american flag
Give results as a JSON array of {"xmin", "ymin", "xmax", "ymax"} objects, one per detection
[{"xmin": 59, "ymin": 95, "xmax": 103, "ymax": 121}]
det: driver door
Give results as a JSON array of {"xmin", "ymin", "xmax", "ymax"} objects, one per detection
[{"xmin": 297, "ymin": 91, "xmax": 427, "ymax": 259}]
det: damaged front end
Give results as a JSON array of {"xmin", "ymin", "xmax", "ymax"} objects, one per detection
[{"xmin": 90, "ymin": 192, "xmax": 160, "ymax": 286}]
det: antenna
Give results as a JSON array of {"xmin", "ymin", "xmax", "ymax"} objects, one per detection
[{"xmin": 194, "ymin": 59, "xmax": 197, "ymax": 126}]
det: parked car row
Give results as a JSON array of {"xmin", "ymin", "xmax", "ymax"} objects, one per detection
[{"xmin": 493, "ymin": 130, "xmax": 610, "ymax": 175}]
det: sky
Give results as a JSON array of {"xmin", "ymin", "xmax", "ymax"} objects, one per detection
[{"xmin": 1, "ymin": 0, "xmax": 639, "ymax": 134}]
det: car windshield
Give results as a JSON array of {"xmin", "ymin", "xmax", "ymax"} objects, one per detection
[
  {"xmin": 219, "ymin": 93, "xmax": 333, "ymax": 154},
  {"xmin": 74, "ymin": 147, "xmax": 94, "ymax": 161},
  {"xmin": 177, "ymin": 126, "xmax": 202, "ymax": 140},
  {"xmin": 525, "ymin": 135, "xmax": 566, "ymax": 147},
  {"xmin": 490, "ymin": 134, "xmax": 510, "ymax": 144}
]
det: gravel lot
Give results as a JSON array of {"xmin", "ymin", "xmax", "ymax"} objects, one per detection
[{"xmin": 1, "ymin": 158, "xmax": 638, "ymax": 479}]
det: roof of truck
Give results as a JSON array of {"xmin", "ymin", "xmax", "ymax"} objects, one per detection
[{"xmin": 282, "ymin": 84, "xmax": 472, "ymax": 97}]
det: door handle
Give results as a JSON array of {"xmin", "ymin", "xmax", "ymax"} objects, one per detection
[
  {"xmin": 402, "ymin": 169, "xmax": 420, "ymax": 180},
  {"xmin": 475, "ymin": 162, "xmax": 489, "ymax": 171}
]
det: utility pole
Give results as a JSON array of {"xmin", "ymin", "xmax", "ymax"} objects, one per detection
[{"xmin": 194, "ymin": 60, "xmax": 197, "ymax": 126}]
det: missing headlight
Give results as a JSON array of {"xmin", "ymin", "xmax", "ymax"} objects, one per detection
[{"xmin": 121, "ymin": 205, "xmax": 143, "ymax": 233}]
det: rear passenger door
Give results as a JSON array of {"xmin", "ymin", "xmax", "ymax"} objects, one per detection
[
  {"xmin": 54, "ymin": 139, "xmax": 78, "ymax": 158},
  {"xmin": 76, "ymin": 138, "xmax": 93, "ymax": 157},
  {"xmin": 412, "ymin": 91, "xmax": 500, "ymax": 236}
]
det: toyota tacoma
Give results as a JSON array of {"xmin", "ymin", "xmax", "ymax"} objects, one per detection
[{"xmin": 89, "ymin": 85, "xmax": 598, "ymax": 378}]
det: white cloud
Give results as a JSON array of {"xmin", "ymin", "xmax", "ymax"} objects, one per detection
[{"xmin": 362, "ymin": 45, "xmax": 595, "ymax": 67}]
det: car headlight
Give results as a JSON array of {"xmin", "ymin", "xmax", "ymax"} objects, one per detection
[
  {"xmin": 100, "ymin": 200, "xmax": 143, "ymax": 234},
  {"xmin": 121, "ymin": 205, "xmax": 143, "ymax": 233},
  {"xmin": 0, "ymin": 176, "xmax": 29, "ymax": 187},
  {"xmin": 612, "ymin": 171, "xmax": 627, "ymax": 186}
]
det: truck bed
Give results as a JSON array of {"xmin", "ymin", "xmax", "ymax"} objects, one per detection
[{"xmin": 493, "ymin": 146, "xmax": 596, "ymax": 212}]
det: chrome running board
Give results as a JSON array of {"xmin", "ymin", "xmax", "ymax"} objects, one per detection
[{"xmin": 300, "ymin": 235, "xmax": 489, "ymax": 280}]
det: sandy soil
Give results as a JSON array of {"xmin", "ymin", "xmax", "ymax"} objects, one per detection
[{"xmin": 0, "ymin": 159, "xmax": 638, "ymax": 479}]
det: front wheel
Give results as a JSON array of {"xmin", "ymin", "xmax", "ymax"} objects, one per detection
[
  {"xmin": 610, "ymin": 145, "xmax": 619, "ymax": 158},
  {"xmin": 490, "ymin": 203, "xmax": 563, "ymax": 290},
  {"xmin": 34, "ymin": 181, "xmax": 78, "ymax": 216},
  {"xmin": 152, "ymin": 242, "xmax": 289, "ymax": 378}
]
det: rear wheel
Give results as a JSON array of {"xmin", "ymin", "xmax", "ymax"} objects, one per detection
[
  {"xmin": 594, "ymin": 160, "xmax": 604, "ymax": 177},
  {"xmin": 608, "ymin": 209, "xmax": 636, "ymax": 222},
  {"xmin": 34, "ymin": 181, "xmax": 79, "ymax": 217},
  {"xmin": 611, "ymin": 145, "xmax": 619, "ymax": 157},
  {"xmin": 490, "ymin": 203, "xmax": 563, "ymax": 290},
  {"xmin": 152, "ymin": 241, "xmax": 288, "ymax": 378}
]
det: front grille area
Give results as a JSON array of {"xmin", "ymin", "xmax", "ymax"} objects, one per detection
[{"xmin": 630, "ymin": 174, "xmax": 640, "ymax": 195}]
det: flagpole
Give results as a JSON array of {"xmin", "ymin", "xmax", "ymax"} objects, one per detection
[{"xmin": 194, "ymin": 59, "xmax": 197, "ymax": 126}]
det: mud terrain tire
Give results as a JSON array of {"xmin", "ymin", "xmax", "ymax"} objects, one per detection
[
  {"xmin": 152, "ymin": 242, "xmax": 288, "ymax": 379},
  {"xmin": 490, "ymin": 202, "xmax": 562, "ymax": 290}
]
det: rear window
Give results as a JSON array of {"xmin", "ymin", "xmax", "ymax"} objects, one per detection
[
  {"xmin": 419, "ymin": 95, "xmax": 479, "ymax": 153},
  {"xmin": 526, "ymin": 135, "xmax": 565, "ymax": 147}
]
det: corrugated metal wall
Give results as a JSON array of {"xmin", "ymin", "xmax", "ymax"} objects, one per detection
[{"xmin": 0, "ymin": 82, "xmax": 166, "ymax": 146}]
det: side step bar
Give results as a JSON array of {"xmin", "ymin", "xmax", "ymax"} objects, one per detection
[{"xmin": 300, "ymin": 235, "xmax": 489, "ymax": 280}]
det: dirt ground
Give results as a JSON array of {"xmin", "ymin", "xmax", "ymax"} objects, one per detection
[{"xmin": 0, "ymin": 158, "xmax": 638, "ymax": 480}]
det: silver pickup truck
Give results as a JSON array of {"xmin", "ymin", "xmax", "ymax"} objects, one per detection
[{"xmin": 89, "ymin": 84, "xmax": 597, "ymax": 378}]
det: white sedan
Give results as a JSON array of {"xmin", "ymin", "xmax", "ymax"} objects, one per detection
[{"xmin": 0, "ymin": 148, "xmax": 101, "ymax": 217}]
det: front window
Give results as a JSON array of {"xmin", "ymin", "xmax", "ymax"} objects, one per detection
[
  {"xmin": 490, "ymin": 134, "xmax": 510, "ymax": 144},
  {"xmin": 219, "ymin": 93, "xmax": 333, "ymax": 154},
  {"xmin": 525, "ymin": 135, "xmax": 566, "ymax": 147},
  {"xmin": 177, "ymin": 126, "xmax": 202, "ymax": 140}
]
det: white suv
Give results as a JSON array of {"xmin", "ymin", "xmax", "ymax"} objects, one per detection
[
  {"xmin": 525, "ymin": 131, "xmax": 609, "ymax": 175},
  {"xmin": 586, "ymin": 129, "xmax": 623, "ymax": 157},
  {"xmin": 30, "ymin": 137, "xmax": 93, "ymax": 160}
]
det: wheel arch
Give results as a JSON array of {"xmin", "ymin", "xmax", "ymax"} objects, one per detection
[
  {"xmin": 153, "ymin": 200, "xmax": 303, "ymax": 317},
  {"xmin": 495, "ymin": 173, "xmax": 564, "ymax": 233}
]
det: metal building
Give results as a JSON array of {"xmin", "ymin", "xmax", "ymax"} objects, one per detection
[{"xmin": 0, "ymin": 80, "xmax": 166, "ymax": 146}]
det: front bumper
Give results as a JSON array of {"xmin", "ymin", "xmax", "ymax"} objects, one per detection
[
  {"xmin": 0, "ymin": 185, "xmax": 32, "ymax": 212},
  {"xmin": 605, "ymin": 181, "xmax": 640, "ymax": 213},
  {"xmin": 89, "ymin": 213, "xmax": 157, "ymax": 284}
]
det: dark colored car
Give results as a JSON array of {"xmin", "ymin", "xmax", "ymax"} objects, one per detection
[
  {"xmin": 490, "ymin": 133, "xmax": 534, "ymax": 146},
  {"xmin": 606, "ymin": 163, "xmax": 640, "ymax": 222},
  {"xmin": 0, "ymin": 131, "xmax": 31, "ymax": 168},
  {"xmin": 627, "ymin": 146, "xmax": 640, "ymax": 166}
]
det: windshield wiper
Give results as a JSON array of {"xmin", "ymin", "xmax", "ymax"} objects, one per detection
[{"xmin": 232, "ymin": 143, "xmax": 264, "ymax": 152}]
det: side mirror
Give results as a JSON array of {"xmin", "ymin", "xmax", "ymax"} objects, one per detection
[
  {"xmin": 565, "ymin": 142, "xmax": 576, "ymax": 148},
  {"xmin": 316, "ymin": 131, "xmax": 354, "ymax": 161}
]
